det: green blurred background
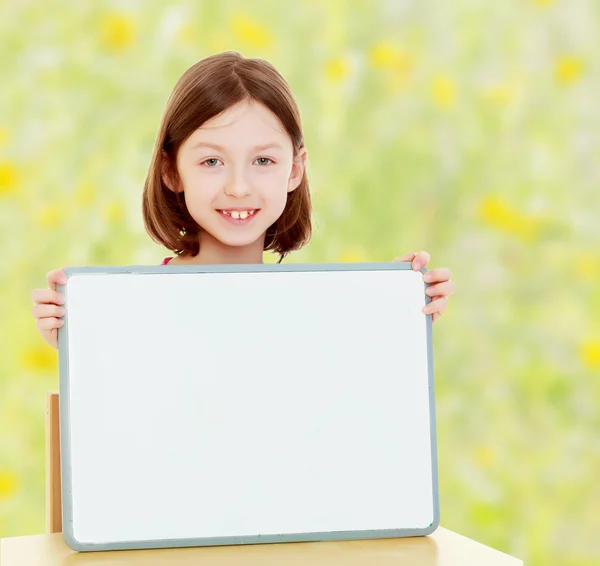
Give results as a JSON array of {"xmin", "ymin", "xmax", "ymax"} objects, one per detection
[{"xmin": 1, "ymin": 0, "xmax": 599, "ymax": 563}]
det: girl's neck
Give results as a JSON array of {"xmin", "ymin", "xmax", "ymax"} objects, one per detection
[{"xmin": 172, "ymin": 231, "xmax": 266, "ymax": 265}]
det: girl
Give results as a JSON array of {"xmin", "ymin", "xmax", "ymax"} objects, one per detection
[{"xmin": 31, "ymin": 51, "xmax": 456, "ymax": 349}]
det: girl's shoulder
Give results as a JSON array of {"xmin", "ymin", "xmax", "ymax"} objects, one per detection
[{"xmin": 161, "ymin": 257, "xmax": 173, "ymax": 265}]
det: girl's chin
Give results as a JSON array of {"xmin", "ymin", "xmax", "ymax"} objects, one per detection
[{"xmin": 200, "ymin": 227, "xmax": 267, "ymax": 248}]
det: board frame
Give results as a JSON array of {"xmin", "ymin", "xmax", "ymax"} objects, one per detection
[{"xmin": 57, "ymin": 262, "xmax": 440, "ymax": 552}]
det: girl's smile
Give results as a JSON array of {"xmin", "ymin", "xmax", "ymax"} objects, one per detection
[{"xmin": 216, "ymin": 208, "xmax": 261, "ymax": 225}]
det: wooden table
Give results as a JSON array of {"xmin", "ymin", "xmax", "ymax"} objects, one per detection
[{"xmin": 1, "ymin": 527, "xmax": 522, "ymax": 565}]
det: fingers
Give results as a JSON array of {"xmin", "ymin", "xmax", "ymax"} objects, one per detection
[
  {"xmin": 30, "ymin": 288, "xmax": 65, "ymax": 306},
  {"xmin": 423, "ymin": 269, "xmax": 454, "ymax": 324},
  {"xmin": 425, "ymin": 280, "xmax": 456, "ymax": 298},
  {"xmin": 393, "ymin": 251, "xmax": 430, "ymax": 271},
  {"xmin": 422, "ymin": 296, "xmax": 448, "ymax": 316},
  {"xmin": 32, "ymin": 302, "xmax": 66, "ymax": 335},
  {"xmin": 36, "ymin": 317, "xmax": 64, "ymax": 331},
  {"xmin": 423, "ymin": 267, "xmax": 452, "ymax": 284},
  {"xmin": 32, "ymin": 304, "xmax": 66, "ymax": 319},
  {"xmin": 32, "ymin": 267, "xmax": 68, "ymax": 350},
  {"xmin": 411, "ymin": 251, "xmax": 430, "ymax": 271},
  {"xmin": 45, "ymin": 269, "xmax": 67, "ymax": 292},
  {"xmin": 393, "ymin": 252, "xmax": 416, "ymax": 262}
]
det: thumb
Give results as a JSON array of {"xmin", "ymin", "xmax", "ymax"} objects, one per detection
[
  {"xmin": 60, "ymin": 266, "xmax": 70, "ymax": 284},
  {"xmin": 393, "ymin": 252, "xmax": 416, "ymax": 262}
]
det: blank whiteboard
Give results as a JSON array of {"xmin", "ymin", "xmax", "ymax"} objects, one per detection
[{"xmin": 57, "ymin": 263, "xmax": 439, "ymax": 552}]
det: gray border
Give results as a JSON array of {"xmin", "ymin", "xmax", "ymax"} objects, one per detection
[{"xmin": 57, "ymin": 262, "xmax": 439, "ymax": 552}]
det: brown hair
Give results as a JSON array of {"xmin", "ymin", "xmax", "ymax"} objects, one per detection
[{"xmin": 142, "ymin": 51, "xmax": 312, "ymax": 262}]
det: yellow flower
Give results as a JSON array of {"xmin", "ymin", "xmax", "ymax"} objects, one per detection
[
  {"xmin": 0, "ymin": 472, "xmax": 17, "ymax": 499},
  {"xmin": 0, "ymin": 161, "xmax": 18, "ymax": 195},
  {"xmin": 103, "ymin": 201, "xmax": 124, "ymax": 224},
  {"xmin": 478, "ymin": 196, "xmax": 541, "ymax": 241},
  {"xmin": 555, "ymin": 56, "xmax": 583, "ymax": 86},
  {"xmin": 580, "ymin": 340, "xmax": 600, "ymax": 368},
  {"xmin": 339, "ymin": 248, "xmax": 368, "ymax": 263},
  {"xmin": 36, "ymin": 204, "xmax": 63, "ymax": 229},
  {"xmin": 474, "ymin": 445, "xmax": 494, "ymax": 468},
  {"xmin": 574, "ymin": 255, "xmax": 599, "ymax": 280},
  {"xmin": 431, "ymin": 74, "xmax": 456, "ymax": 108},
  {"xmin": 370, "ymin": 43, "xmax": 396, "ymax": 68},
  {"xmin": 101, "ymin": 14, "xmax": 135, "ymax": 51},
  {"xmin": 231, "ymin": 16, "xmax": 273, "ymax": 50},
  {"xmin": 325, "ymin": 57, "xmax": 349, "ymax": 83},
  {"xmin": 369, "ymin": 43, "xmax": 412, "ymax": 73},
  {"xmin": 369, "ymin": 43, "xmax": 413, "ymax": 94},
  {"xmin": 479, "ymin": 197, "xmax": 507, "ymax": 222},
  {"xmin": 21, "ymin": 345, "xmax": 58, "ymax": 372}
]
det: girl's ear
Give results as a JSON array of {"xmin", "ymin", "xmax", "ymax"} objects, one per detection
[
  {"xmin": 287, "ymin": 147, "xmax": 307, "ymax": 193},
  {"xmin": 161, "ymin": 150, "xmax": 182, "ymax": 193}
]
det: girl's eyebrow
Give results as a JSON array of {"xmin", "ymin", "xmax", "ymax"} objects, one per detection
[{"xmin": 193, "ymin": 142, "xmax": 284, "ymax": 152}]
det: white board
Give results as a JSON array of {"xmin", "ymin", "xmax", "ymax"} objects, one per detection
[{"xmin": 57, "ymin": 263, "xmax": 439, "ymax": 552}]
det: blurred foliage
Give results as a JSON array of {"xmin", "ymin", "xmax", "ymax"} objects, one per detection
[{"xmin": 1, "ymin": 1, "xmax": 599, "ymax": 564}]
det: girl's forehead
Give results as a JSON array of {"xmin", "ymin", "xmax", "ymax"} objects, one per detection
[
  {"xmin": 184, "ymin": 100, "xmax": 292, "ymax": 152},
  {"xmin": 199, "ymin": 99, "xmax": 285, "ymax": 134}
]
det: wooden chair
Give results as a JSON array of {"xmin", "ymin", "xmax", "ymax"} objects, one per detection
[{"xmin": 45, "ymin": 391, "xmax": 62, "ymax": 533}]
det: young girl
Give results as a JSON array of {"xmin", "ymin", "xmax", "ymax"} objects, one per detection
[{"xmin": 31, "ymin": 51, "xmax": 456, "ymax": 349}]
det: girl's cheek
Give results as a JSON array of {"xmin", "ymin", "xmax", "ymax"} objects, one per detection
[
  {"xmin": 255, "ymin": 170, "xmax": 288, "ymax": 189},
  {"xmin": 194, "ymin": 173, "xmax": 222, "ymax": 191}
]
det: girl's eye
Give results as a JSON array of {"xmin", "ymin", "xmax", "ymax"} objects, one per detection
[
  {"xmin": 201, "ymin": 157, "xmax": 274, "ymax": 167},
  {"xmin": 202, "ymin": 158, "xmax": 222, "ymax": 167}
]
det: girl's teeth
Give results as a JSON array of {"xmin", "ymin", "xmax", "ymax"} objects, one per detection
[{"xmin": 223, "ymin": 210, "xmax": 255, "ymax": 219}]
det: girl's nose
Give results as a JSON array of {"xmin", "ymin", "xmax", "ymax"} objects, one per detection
[{"xmin": 224, "ymin": 171, "xmax": 251, "ymax": 198}]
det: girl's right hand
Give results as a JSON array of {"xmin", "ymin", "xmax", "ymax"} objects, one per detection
[{"xmin": 30, "ymin": 268, "xmax": 67, "ymax": 350}]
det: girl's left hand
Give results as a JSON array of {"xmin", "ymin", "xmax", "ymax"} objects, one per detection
[{"xmin": 394, "ymin": 251, "xmax": 455, "ymax": 324}]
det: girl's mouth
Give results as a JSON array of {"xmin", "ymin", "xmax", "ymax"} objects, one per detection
[{"xmin": 216, "ymin": 209, "xmax": 260, "ymax": 225}]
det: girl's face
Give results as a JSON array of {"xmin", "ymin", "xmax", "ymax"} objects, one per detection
[{"xmin": 167, "ymin": 99, "xmax": 306, "ymax": 250}]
